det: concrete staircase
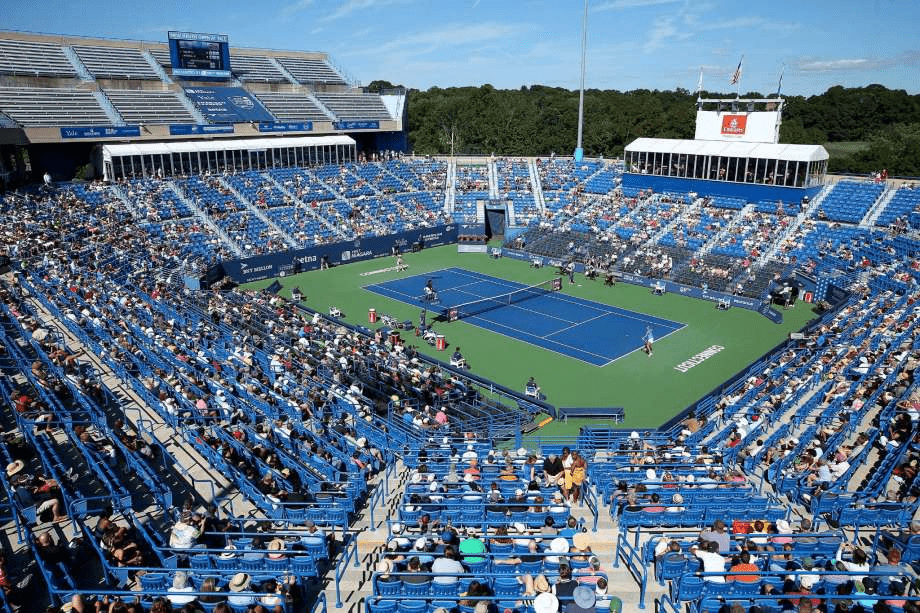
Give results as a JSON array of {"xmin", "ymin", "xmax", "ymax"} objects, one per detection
[
  {"xmin": 217, "ymin": 176, "xmax": 301, "ymax": 249},
  {"xmin": 861, "ymin": 183, "xmax": 897, "ymax": 227},
  {"xmin": 528, "ymin": 158, "xmax": 546, "ymax": 215},
  {"xmin": 168, "ymin": 181, "xmax": 245, "ymax": 257},
  {"xmin": 444, "ymin": 159, "xmax": 457, "ymax": 215},
  {"xmin": 143, "ymin": 49, "xmax": 173, "ymax": 84},
  {"xmin": 699, "ymin": 203, "xmax": 752, "ymax": 256},
  {"xmin": 488, "ymin": 160, "xmax": 500, "ymax": 200},
  {"xmin": 262, "ymin": 172, "xmax": 347, "ymax": 240},
  {"xmin": 93, "ymin": 91, "xmax": 124, "ymax": 126},
  {"xmin": 62, "ymin": 46, "xmax": 94, "ymax": 81}
]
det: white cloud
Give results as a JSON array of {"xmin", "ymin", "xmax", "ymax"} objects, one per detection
[
  {"xmin": 593, "ymin": 0, "xmax": 681, "ymax": 11},
  {"xmin": 321, "ymin": 0, "xmax": 411, "ymax": 23},
  {"xmin": 642, "ymin": 15, "xmax": 678, "ymax": 53},
  {"xmin": 345, "ymin": 21, "xmax": 533, "ymax": 57},
  {"xmin": 796, "ymin": 51, "xmax": 920, "ymax": 73},
  {"xmin": 279, "ymin": 0, "xmax": 314, "ymax": 19}
]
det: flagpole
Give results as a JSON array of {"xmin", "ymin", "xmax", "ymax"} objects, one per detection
[
  {"xmin": 736, "ymin": 55, "xmax": 743, "ymax": 99},
  {"xmin": 574, "ymin": 0, "xmax": 588, "ymax": 162},
  {"xmin": 697, "ymin": 66, "xmax": 703, "ymax": 101},
  {"xmin": 776, "ymin": 63, "xmax": 785, "ymax": 97}
]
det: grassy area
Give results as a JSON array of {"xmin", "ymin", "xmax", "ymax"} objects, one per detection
[
  {"xmin": 243, "ymin": 246, "xmax": 815, "ymax": 430},
  {"xmin": 823, "ymin": 141, "xmax": 870, "ymax": 157}
]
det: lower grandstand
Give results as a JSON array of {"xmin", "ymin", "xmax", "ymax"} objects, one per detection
[{"xmin": 0, "ymin": 28, "xmax": 920, "ymax": 613}]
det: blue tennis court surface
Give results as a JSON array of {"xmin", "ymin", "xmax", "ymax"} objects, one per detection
[{"xmin": 364, "ymin": 267, "xmax": 686, "ymax": 366}]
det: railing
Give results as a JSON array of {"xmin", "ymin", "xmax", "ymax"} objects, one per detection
[
  {"xmin": 334, "ymin": 531, "xmax": 362, "ymax": 607},
  {"xmin": 613, "ymin": 534, "xmax": 647, "ymax": 609},
  {"xmin": 368, "ymin": 461, "xmax": 397, "ymax": 531}
]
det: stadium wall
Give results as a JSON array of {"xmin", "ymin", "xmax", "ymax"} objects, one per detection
[
  {"xmin": 219, "ymin": 223, "xmax": 458, "ymax": 284},
  {"xmin": 622, "ymin": 172, "xmax": 823, "ymax": 201}
]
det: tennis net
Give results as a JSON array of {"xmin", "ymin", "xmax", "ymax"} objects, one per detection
[{"xmin": 446, "ymin": 277, "xmax": 562, "ymax": 322}]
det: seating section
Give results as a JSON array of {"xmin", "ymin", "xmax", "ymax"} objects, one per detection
[
  {"xmin": 0, "ymin": 86, "xmax": 110, "ymax": 126},
  {"xmin": 817, "ymin": 180, "xmax": 884, "ymax": 223},
  {"xmin": 230, "ymin": 54, "xmax": 288, "ymax": 82},
  {"xmin": 146, "ymin": 47, "xmax": 171, "ymax": 67},
  {"xmin": 72, "ymin": 45, "xmax": 159, "ymax": 80},
  {"xmin": 876, "ymin": 185, "xmax": 920, "ymax": 229},
  {"xmin": 252, "ymin": 91, "xmax": 330, "ymax": 122},
  {"xmin": 0, "ymin": 38, "xmax": 76, "ymax": 77},
  {"xmin": 315, "ymin": 92, "xmax": 392, "ymax": 121},
  {"xmin": 103, "ymin": 89, "xmax": 196, "ymax": 124},
  {"xmin": 275, "ymin": 56, "xmax": 346, "ymax": 85}
]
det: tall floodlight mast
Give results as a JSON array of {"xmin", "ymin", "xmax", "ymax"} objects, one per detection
[{"xmin": 574, "ymin": 0, "xmax": 588, "ymax": 162}]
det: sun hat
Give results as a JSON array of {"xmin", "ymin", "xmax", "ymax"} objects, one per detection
[
  {"xmin": 571, "ymin": 585, "xmax": 597, "ymax": 611},
  {"xmin": 5, "ymin": 460, "xmax": 24, "ymax": 477},
  {"xmin": 375, "ymin": 559, "xmax": 392, "ymax": 578},
  {"xmin": 267, "ymin": 538, "xmax": 286, "ymax": 559},
  {"xmin": 219, "ymin": 544, "xmax": 238, "ymax": 559},
  {"xmin": 572, "ymin": 532, "xmax": 590, "ymax": 551},
  {"xmin": 229, "ymin": 572, "xmax": 251, "ymax": 592},
  {"xmin": 775, "ymin": 519, "xmax": 792, "ymax": 534},
  {"xmin": 549, "ymin": 537, "xmax": 569, "ymax": 554},
  {"xmin": 534, "ymin": 592, "xmax": 559, "ymax": 613}
]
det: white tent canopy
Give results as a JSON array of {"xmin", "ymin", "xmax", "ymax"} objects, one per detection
[
  {"xmin": 101, "ymin": 134, "xmax": 356, "ymax": 180},
  {"xmin": 102, "ymin": 134, "xmax": 355, "ymax": 160},
  {"xmin": 625, "ymin": 138, "xmax": 827, "ymax": 163},
  {"xmin": 624, "ymin": 137, "xmax": 828, "ymax": 188}
]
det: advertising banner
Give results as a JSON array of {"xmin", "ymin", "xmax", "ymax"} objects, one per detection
[
  {"xmin": 61, "ymin": 126, "xmax": 141, "ymax": 139},
  {"xmin": 184, "ymin": 87, "xmax": 274, "ymax": 123},
  {"xmin": 223, "ymin": 224, "xmax": 457, "ymax": 283},
  {"xmin": 720, "ymin": 114, "xmax": 748, "ymax": 136}
]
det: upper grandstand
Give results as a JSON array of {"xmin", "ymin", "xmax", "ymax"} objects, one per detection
[{"xmin": 0, "ymin": 30, "xmax": 402, "ymax": 146}]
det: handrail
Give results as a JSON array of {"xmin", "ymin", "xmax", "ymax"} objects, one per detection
[
  {"xmin": 334, "ymin": 530, "xmax": 361, "ymax": 608},
  {"xmin": 613, "ymin": 534, "xmax": 647, "ymax": 609}
]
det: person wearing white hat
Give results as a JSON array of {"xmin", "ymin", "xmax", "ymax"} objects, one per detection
[
  {"xmin": 533, "ymin": 592, "xmax": 559, "ymax": 613},
  {"xmin": 227, "ymin": 573, "xmax": 256, "ymax": 606},
  {"xmin": 167, "ymin": 571, "xmax": 196, "ymax": 606}
]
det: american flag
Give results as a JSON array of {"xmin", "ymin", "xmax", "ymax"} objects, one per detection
[{"xmin": 729, "ymin": 56, "xmax": 744, "ymax": 85}]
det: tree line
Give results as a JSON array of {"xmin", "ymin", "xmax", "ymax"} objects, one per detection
[{"xmin": 367, "ymin": 81, "xmax": 920, "ymax": 176}]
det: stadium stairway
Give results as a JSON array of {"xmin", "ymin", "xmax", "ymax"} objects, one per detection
[
  {"xmin": 699, "ymin": 203, "xmax": 750, "ymax": 256},
  {"xmin": 174, "ymin": 88, "xmax": 208, "ymax": 125},
  {"xmin": 322, "ymin": 457, "xmax": 654, "ymax": 613},
  {"xmin": 528, "ymin": 158, "xmax": 547, "ymax": 216},
  {"xmin": 445, "ymin": 159, "xmax": 457, "ymax": 214},
  {"xmin": 263, "ymin": 173, "xmax": 348, "ymax": 240},
  {"xmin": 861, "ymin": 183, "xmax": 898, "ymax": 227},
  {"xmin": 268, "ymin": 57, "xmax": 301, "ymax": 86},
  {"xmin": 218, "ymin": 176, "xmax": 302, "ymax": 249},
  {"xmin": 169, "ymin": 180, "xmax": 246, "ymax": 257},
  {"xmin": 488, "ymin": 159, "xmax": 499, "ymax": 200},
  {"xmin": 143, "ymin": 49, "xmax": 174, "ymax": 84},
  {"xmin": 93, "ymin": 90, "xmax": 125, "ymax": 126},
  {"xmin": 61, "ymin": 45, "xmax": 94, "ymax": 81},
  {"xmin": 649, "ymin": 196, "xmax": 703, "ymax": 244}
]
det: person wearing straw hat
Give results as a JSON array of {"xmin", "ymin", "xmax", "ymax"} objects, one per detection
[
  {"xmin": 267, "ymin": 538, "xmax": 287, "ymax": 560},
  {"xmin": 227, "ymin": 573, "xmax": 256, "ymax": 607}
]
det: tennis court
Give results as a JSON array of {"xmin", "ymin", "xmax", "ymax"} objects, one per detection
[{"xmin": 364, "ymin": 267, "xmax": 686, "ymax": 366}]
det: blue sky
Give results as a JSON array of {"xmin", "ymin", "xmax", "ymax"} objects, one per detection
[{"xmin": 4, "ymin": 0, "xmax": 918, "ymax": 95}]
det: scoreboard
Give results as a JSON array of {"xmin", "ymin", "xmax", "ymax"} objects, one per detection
[{"xmin": 168, "ymin": 31, "xmax": 231, "ymax": 79}]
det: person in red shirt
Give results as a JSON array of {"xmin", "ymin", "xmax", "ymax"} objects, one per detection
[{"xmin": 727, "ymin": 551, "xmax": 759, "ymax": 583}]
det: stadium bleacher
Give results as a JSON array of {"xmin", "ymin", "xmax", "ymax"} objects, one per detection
[
  {"xmin": 103, "ymin": 89, "xmax": 197, "ymax": 125},
  {"xmin": 0, "ymin": 86, "xmax": 111, "ymax": 126},
  {"xmin": 71, "ymin": 45, "xmax": 159, "ymax": 80},
  {"xmin": 275, "ymin": 56, "xmax": 346, "ymax": 86},
  {"xmin": 315, "ymin": 92, "xmax": 393, "ymax": 121},
  {"xmin": 0, "ymin": 39, "xmax": 77, "ymax": 77}
]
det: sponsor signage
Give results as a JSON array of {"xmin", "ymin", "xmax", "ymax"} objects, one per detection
[
  {"xmin": 184, "ymin": 87, "xmax": 274, "ymax": 123},
  {"xmin": 720, "ymin": 114, "xmax": 748, "ymax": 136},
  {"xmin": 169, "ymin": 124, "xmax": 235, "ymax": 135},
  {"xmin": 257, "ymin": 122, "xmax": 313, "ymax": 133},
  {"xmin": 334, "ymin": 120, "xmax": 380, "ymax": 130},
  {"xmin": 60, "ymin": 126, "xmax": 141, "ymax": 139},
  {"xmin": 223, "ymin": 224, "xmax": 458, "ymax": 283}
]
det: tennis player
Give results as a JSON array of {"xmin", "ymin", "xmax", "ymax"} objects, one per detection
[{"xmin": 643, "ymin": 326, "xmax": 654, "ymax": 356}]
